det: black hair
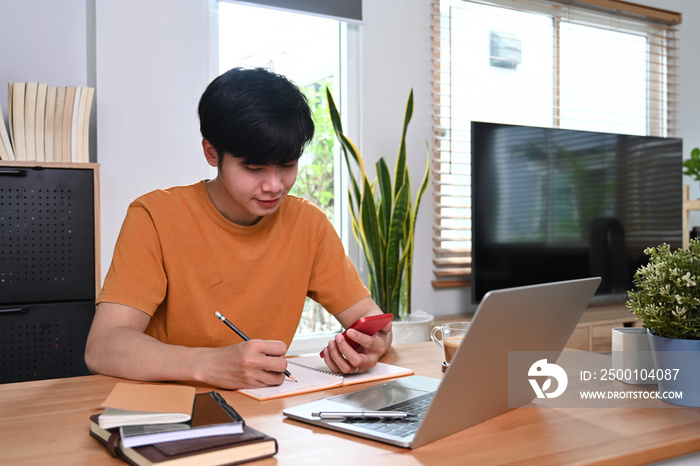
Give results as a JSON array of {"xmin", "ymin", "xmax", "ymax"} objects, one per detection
[{"xmin": 198, "ymin": 67, "xmax": 315, "ymax": 166}]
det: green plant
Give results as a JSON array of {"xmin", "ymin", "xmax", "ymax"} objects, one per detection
[
  {"xmin": 291, "ymin": 79, "xmax": 336, "ymax": 221},
  {"xmin": 682, "ymin": 147, "xmax": 700, "ymax": 182},
  {"xmin": 293, "ymin": 79, "xmax": 341, "ymax": 336},
  {"xmin": 326, "ymin": 88, "xmax": 430, "ymax": 320},
  {"xmin": 626, "ymin": 239, "xmax": 700, "ymax": 339}
]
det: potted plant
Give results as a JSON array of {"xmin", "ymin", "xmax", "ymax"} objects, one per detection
[
  {"xmin": 626, "ymin": 239, "xmax": 700, "ymax": 406},
  {"xmin": 682, "ymin": 147, "xmax": 700, "ymax": 181},
  {"xmin": 326, "ymin": 88, "xmax": 432, "ymax": 343}
]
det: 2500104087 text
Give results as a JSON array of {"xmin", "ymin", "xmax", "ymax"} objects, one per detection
[{"xmin": 588, "ymin": 368, "xmax": 680, "ymax": 382}]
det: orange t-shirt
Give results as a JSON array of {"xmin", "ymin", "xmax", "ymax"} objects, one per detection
[{"xmin": 97, "ymin": 181, "xmax": 369, "ymax": 347}]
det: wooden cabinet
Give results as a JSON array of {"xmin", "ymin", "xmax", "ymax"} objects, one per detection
[
  {"xmin": 566, "ymin": 326, "xmax": 591, "ymax": 352},
  {"xmin": 566, "ymin": 304, "xmax": 641, "ymax": 351},
  {"xmin": 434, "ymin": 303, "xmax": 639, "ymax": 352}
]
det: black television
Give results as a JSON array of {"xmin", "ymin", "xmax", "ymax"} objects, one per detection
[{"xmin": 471, "ymin": 121, "xmax": 683, "ymax": 304}]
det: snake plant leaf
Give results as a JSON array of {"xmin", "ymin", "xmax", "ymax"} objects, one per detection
[
  {"xmin": 349, "ymin": 193, "xmax": 381, "ymax": 298},
  {"xmin": 338, "ymin": 132, "xmax": 364, "ymax": 178},
  {"xmin": 327, "ymin": 88, "xmax": 365, "ymax": 177},
  {"xmin": 411, "ymin": 149, "xmax": 431, "ymax": 243},
  {"xmin": 415, "ymin": 145, "xmax": 431, "ymax": 216},
  {"xmin": 391, "ymin": 246, "xmax": 411, "ymax": 316},
  {"xmin": 326, "ymin": 87, "xmax": 344, "ymax": 132},
  {"xmin": 385, "ymin": 182, "xmax": 410, "ymax": 310},
  {"xmin": 360, "ymin": 177, "xmax": 385, "ymax": 305},
  {"xmin": 335, "ymin": 128, "xmax": 365, "ymax": 182},
  {"xmin": 399, "ymin": 167, "xmax": 412, "ymax": 234},
  {"xmin": 376, "ymin": 158, "xmax": 393, "ymax": 235},
  {"xmin": 327, "ymin": 89, "xmax": 365, "ymax": 214},
  {"xmin": 348, "ymin": 170, "xmax": 362, "ymax": 214},
  {"xmin": 394, "ymin": 89, "xmax": 413, "ymax": 198},
  {"xmin": 348, "ymin": 191, "xmax": 361, "ymax": 242}
]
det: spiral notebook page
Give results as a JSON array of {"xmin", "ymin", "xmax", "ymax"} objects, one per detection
[
  {"xmin": 237, "ymin": 357, "xmax": 414, "ymax": 401},
  {"xmin": 237, "ymin": 361, "xmax": 343, "ymax": 400}
]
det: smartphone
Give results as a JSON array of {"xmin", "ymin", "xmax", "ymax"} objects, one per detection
[{"xmin": 320, "ymin": 313, "xmax": 393, "ymax": 356}]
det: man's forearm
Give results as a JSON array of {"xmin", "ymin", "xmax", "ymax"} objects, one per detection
[{"xmin": 85, "ymin": 322, "xmax": 205, "ymax": 383}]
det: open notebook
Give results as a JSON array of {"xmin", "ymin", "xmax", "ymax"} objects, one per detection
[{"xmin": 238, "ymin": 356, "xmax": 414, "ymax": 401}]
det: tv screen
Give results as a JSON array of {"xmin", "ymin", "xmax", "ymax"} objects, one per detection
[{"xmin": 471, "ymin": 122, "xmax": 683, "ymax": 304}]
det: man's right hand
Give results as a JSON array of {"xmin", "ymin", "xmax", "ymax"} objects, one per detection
[
  {"xmin": 85, "ymin": 302, "xmax": 290, "ymax": 390},
  {"xmin": 194, "ymin": 339, "xmax": 289, "ymax": 389}
]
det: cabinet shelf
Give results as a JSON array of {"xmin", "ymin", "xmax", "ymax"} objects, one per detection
[
  {"xmin": 0, "ymin": 161, "xmax": 101, "ymax": 295},
  {"xmin": 683, "ymin": 185, "xmax": 700, "ymax": 249},
  {"xmin": 0, "ymin": 161, "xmax": 100, "ymax": 383}
]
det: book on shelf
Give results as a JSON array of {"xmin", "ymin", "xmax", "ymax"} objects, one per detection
[
  {"xmin": 3, "ymin": 81, "xmax": 94, "ymax": 164},
  {"xmin": 43, "ymin": 85, "xmax": 56, "ymax": 161},
  {"xmin": 0, "ymin": 97, "xmax": 14, "ymax": 160},
  {"xmin": 61, "ymin": 85, "xmax": 76, "ymax": 163},
  {"xmin": 35, "ymin": 82, "xmax": 47, "ymax": 162},
  {"xmin": 120, "ymin": 392, "xmax": 245, "ymax": 448},
  {"xmin": 53, "ymin": 86, "xmax": 66, "ymax": 162},
  {"xmin": 70, "ymin": 86, "xmax": 82, "ymax": 162},
  {"xmin": 24, "ymin": 82, "xmax": 38, "ymax": 161},
  {"xmin": 77, "ymin": 86, "xmax": 94, "ymax": 163},
  {"xmin": 9, "ymin": 81, "xmax": 26, "ymax": 160},
  {"xmin": 99, "ymin": 383, "xmax": 196, "ymax": 429},
  {"xmin": 90, "ymin": 414, "xmax": 277, "ymax": 466},
  {"xmin": 238, "ymin": 355, "xmax": 414, "ymax": 401}
]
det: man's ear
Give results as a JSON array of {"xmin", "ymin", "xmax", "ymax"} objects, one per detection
[{"xmin": 202, "ymin": 139, "xmax": 219, "ymax": 168}]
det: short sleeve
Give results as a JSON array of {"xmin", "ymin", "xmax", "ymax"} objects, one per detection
[
  {"xmin": 306, "ymin": 215, "xmax": 370, "ymax": 314},
  {"xmin": 97, "ymin": 202, "xmax": 168, "ymax": 315}
]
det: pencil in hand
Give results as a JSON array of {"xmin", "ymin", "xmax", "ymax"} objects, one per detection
[{"xmin": 214, "ymin": 311, "xmax": 297, "ymax": 382}]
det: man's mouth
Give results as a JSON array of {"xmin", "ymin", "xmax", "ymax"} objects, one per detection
[{"xmin": 256, "ymin": 198, "xmax": 281, "ymax": 208}]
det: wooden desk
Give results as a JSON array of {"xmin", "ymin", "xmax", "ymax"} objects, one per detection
[
  {"xmin": 2, "ymin": 342, "xmax": 700, "ymax": 465},
  {"xmin": 435, "ymin": 304, "xmax": 641, "ymax": 352}
]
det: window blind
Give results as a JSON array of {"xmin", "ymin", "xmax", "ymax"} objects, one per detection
[
  {"xmin": 220, "ymin": 0, "xmax": 362, "ymax": 22},
  {"xmin": 430, "ymin": 0, "xmax": 681, "ymax": 288}
]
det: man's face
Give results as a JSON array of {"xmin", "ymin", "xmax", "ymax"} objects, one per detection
[{"xmin": 210, "ymin": 154, "xmax": 299, "ymax": 226}]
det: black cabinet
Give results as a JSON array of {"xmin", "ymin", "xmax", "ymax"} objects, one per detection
[
  {"xmin": 0, "ymin": 301, "xmax": 94, "ymax": 383},
  {"xmin": 0, "ymin": 163, "xmax": 99, "ymax": 383}
]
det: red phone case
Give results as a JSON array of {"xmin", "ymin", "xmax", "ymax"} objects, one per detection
[{"xmin": 320, "ymin": 313, "xmax": 393, "ymax": 356}]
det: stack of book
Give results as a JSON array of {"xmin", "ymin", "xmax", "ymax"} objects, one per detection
[
  {"xmin": 91, "ymin": 383, "xmax": 278, "ymax": 466},
  {"xmin": 0, "ymin": 81, "xmax": 94, "ymax": 163}
]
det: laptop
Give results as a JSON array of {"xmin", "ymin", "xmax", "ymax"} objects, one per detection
[{"xmin": 283, "ymin": 277, "xmax": 601, "ymax": 448}]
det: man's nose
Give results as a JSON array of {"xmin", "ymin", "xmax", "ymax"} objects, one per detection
[{"xmin": 261, "ymin": 167, "xmax": 284, "ymax": 192}]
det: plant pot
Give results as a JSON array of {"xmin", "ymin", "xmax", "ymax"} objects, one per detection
[
  {"xmin": 648, "ymin": 330, "xmax": 700, "ymax": 407},
  {"xmin": 611, "ymin": 327, "xmax": 655, "ymax": 385},
  {"xmin": 391, "ymin": 309, "xmax": 435, "ymax": 345}
]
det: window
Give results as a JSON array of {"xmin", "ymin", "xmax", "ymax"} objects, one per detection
[
  {"xmin": 218, "ymin": 1, "xmax": 360, "ymax": 347},
  {"xmin": 430, "ymin": 0, "xmax": 681, "ymax": 288}
]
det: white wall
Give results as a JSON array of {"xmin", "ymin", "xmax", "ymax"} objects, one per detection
[
  {"xmin": 2, "ymin": 0, "xmax": 699, "ymax": 317},
  {"xmin": 94, "ymin": 0, "xmax": 212, "ymax": 284},
  {"xmin": 0, "ymin": 0, "xmax": 89, "ymax": 110}
]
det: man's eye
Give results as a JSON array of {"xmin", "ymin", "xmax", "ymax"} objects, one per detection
[{"xmin": 244, "ymin": 166, "xmax": 262, "ymax": 172}]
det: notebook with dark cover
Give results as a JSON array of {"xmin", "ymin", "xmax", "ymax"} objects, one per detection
[
  {"xmin": 90, "ymin": 415, "xmax": 277, "ymax": 466},
  {"xmin": 90, "ymin": 392, "xmax": 277, "ymax": 465},
  {"xmin": 120, "ymin": 392, "xmax": 245, "ymax": 448}
]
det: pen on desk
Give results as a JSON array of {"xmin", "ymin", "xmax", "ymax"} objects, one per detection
[
  {"xmin": 311, "ymin": 411, "xmax": 411, "ymax": 420},
  {"xmin": 214, "ymin": 311, "xmax": 297, "ymax": 382}
]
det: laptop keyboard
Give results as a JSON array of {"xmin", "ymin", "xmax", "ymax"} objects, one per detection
[{"xmin": 342, "ymin": 392, "xmax": 435, "ymax": 438}]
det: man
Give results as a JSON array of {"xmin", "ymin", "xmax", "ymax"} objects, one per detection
[{"xmin": 85, "ymin": 68, "xmax": 392, "ymax": 389}]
